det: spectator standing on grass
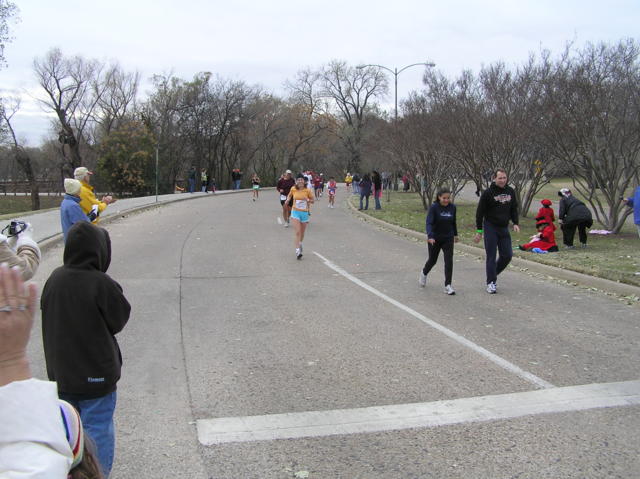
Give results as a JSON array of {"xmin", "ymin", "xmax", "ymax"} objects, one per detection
[
  {"xmin": 352, "ymin": 173, "xmax": 360, "ymax": 195},
  {"xmin": 372, "ymin": 170, "xmax": 383, "ymax": 210},
  {"xmin": 622, "ymin": 185, "xmax": 640, "ymax": 239},
  {"xmin": 231, "ymin": 168, "xmax": 243, "ymax": 190},
  {"xmin": 358, "ymin": 174, "xmax": 372, "ymax": 210},
  {"xmin": 75, "ymin": 167, "xmax": 115, "ymax": 223},
  {"xmin": 201, "ymin": 168, "xmax": 208, "ymax": 192},
  {"xmin": 187, "ymin": 166, "xmax": 196, "ymax": 193},
  {"xmin": 474, "ymin": 168, "xmax": 520, "ymax": 294},
  {"xmin": 41, "ymin": 221, "xmax": 131, "ymax": 477},
  {"xmin": 558, "ymin": 188, "xmax": 593, "ymax": 249}
]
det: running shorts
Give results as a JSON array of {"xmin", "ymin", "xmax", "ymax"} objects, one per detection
[{"xmin": 290, "ymin": 210, "xmax": 310, "ymax": 223}]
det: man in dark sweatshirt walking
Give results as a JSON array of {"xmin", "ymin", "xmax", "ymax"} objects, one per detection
[
  {"xmin": 41, "ymin": 221, "xmax": 131, "ymax": 476},
  {"xmin": 473, "ymin": 169, "xmax": 520, "ymax": 294}
]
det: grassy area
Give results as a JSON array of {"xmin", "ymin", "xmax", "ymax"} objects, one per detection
[
  {"xmin": 531, "ymin": 177, "xmax": 635, "ymax": 205},
  {"xmin": 0, "ymin": 195, "xmax": 61, "ymax": 220},
  {"xmin": 350, "ymin": 191, "xmax": 640, "ymax": 288}
]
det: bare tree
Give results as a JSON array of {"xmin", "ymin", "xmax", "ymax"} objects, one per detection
[
  {"xmin": 541, "ymin": 40, "xmax": 640, "ymax": 231},
  {"xmin": 0, "ymin": 99, "xmax": 39, "ymax": 209},
  {"xmin": 33, "ymin": 48, "xmax": 112, "ymax": 174},
  {"xmin": 319, "ymin": 60, "xmax": 388, "ymax": 172}
]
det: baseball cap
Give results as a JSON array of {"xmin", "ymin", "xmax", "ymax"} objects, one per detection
[
  {"xmin": 64, "ymin": 178, "xmax": 82, "ymax": 195},
  {"xmin": 73, "ymin": 167, "xmax": 93, "ymax": 179}
]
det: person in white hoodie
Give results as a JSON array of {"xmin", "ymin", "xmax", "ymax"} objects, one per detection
[{"xmin": 0, "ymin": 263, "xmax": 103, "ymax": 479}]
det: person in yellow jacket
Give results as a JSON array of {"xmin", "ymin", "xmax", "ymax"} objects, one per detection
[
  {"xmin": 74, "ymin": 167, "xmax": 116, "ymax": 223},
  {"xmin": 344, "ymin": 172, "xmax": 353, "ymax": 191}
]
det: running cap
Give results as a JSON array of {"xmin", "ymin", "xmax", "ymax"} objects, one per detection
[
  {"xmin": 73, "ymin": 167, "xmax": 92, "ymax": 179},
  {"xmin": 285, "ymin": 169, "xmax": 292, "ymax": 174}
]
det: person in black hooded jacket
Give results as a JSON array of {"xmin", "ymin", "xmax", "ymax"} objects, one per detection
[
  {"xmin": 41, "ymin": 221, "xmax": 131, "ymax": 477},
  {"xmin": 473, "ymin": 168, "xmax": 520, "ymax": 294}
]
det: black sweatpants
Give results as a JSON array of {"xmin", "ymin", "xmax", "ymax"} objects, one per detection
[
  {"xmin": 422, "ymin": 238, "xmax": 454, "ymax": 285},
  {"xmin": 561, "ymin": 219, "xmax": 593, "ymax": 246}
]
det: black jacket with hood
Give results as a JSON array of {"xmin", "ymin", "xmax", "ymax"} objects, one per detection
[{"xmin": 41, "ymin": 221, "xmax": 131, "ymax": 398}]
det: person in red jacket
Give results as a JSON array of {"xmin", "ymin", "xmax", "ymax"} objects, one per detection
[
  {"xmin": 519, "ymin": 218, "xmax": 558, "ymax": 252},
  {"xmin": 537, "ymin": 199, "xmax": 556, "ymax": 231}
]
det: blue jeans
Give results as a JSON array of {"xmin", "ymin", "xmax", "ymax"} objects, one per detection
[
  {"xmin": 188, "ymin": 178, "xmax": 195, "ymax": 193},
  {"xmin": 483, "ymin": 221, "xmax": 512, "ymax": 284},
  {"xmin": 234, "ymin": 179, "xmax": 241, "ymax": 190},
  {"xmin": 359, "ymin": 194, "xmax": 369, "ymax": 210},
  {"xmin": 374, "ymin": 191, "xmax": 381, "ymax": 209},
  {"xmin": 60, "ymin": 391, "xmax": 117, "ymax": 477},
  {"xmin": 353, "ymin": 183, "xmax": 359, "ymax": 194}
]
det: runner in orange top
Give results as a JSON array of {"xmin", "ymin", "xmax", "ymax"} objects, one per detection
[{"xmin": 287, "ymin": 173, "xmax": 314, "ymax": 259}]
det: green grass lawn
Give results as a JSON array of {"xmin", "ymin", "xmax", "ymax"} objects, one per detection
[
  {"xmin": 350, "ymin": 192, "xmax": 640, "ymax": 288},
  {"xmin": 0, "ymin": 195, "xmax": 61, "ymax": 220}
]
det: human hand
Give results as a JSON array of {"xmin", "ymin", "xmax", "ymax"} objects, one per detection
[
  {"xmin": 428, "ymin": 238, "xmax": 436, "ymax": 245},
  {"xmin": 454, "ymin": 236, "xmax": 459, "ymax": 243},
  {"xmin": 473, "ymin": 233, "xmax": 482, "ymax": 244},
  {"xmin": 102, "ymin": 195, "xmax": 115, "ymax": 204},
  {"xmin": 0, "ymin": 263, "xmax": 38, "ymax": 386},
  {"xmin": 513, "ymin": 225, "xmax": 520, "ymax": 233}
]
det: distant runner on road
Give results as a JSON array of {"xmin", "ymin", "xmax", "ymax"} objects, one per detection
[{"xmin": 277, "ymin": 170, "xmax": 295, "ymax": 227}]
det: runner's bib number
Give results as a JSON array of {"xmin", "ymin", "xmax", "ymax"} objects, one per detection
[
  {"xmin": 295, "ymin": 199, "xmax": 308, "ymax": 210},
  {"xmin": 280, "ymin": 194, "xmax": 287, "ymax": 201}
]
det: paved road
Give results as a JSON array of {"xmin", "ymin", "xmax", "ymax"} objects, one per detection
[{"xmin": 26, "ymin": 187, "xmax": 639, "ymax": 478}]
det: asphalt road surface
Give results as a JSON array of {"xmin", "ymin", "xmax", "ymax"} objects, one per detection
[{"xmin": 27, "ymin": 187, "xmax": 640, "ymax": 478}]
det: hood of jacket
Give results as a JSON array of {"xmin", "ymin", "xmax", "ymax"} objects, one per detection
[{"xmin": 63, "ymin": 221, "xmax": 111, "ymax": 272}]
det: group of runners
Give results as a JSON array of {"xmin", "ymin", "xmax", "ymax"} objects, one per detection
[{"xmin": 274, "ymin": 167, "xmax": 525, "ymax": 297}]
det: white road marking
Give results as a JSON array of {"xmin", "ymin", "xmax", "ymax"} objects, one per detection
[
  {"xmin": 197, "ymin": 380, "xmax": 640, "ymax": 445},
  {"xmin": 313, "ymin": 251, "xmax": 555, "ymax": 390}
]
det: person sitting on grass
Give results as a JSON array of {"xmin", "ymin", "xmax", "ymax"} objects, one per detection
[{"xmin": 519, "ymin": 218, "xmax": 559, "ymax": 253}]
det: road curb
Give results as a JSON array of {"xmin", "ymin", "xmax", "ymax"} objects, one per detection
[
  {"xmin": 36, "ymin": 188, "xmax": 259, "ymax": 254},
  {"xmin": 346, "ymin": 197, "xmax": 640, "ymax": 298}
]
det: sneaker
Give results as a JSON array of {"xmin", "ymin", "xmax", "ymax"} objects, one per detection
[
  {"xmin": 299, "ymin": 243, "xmax": 303, "ymax": 253},
  {"xmin": 565, "ymin": 245, "xmax": 575, "ymax": 249},
  {"xmin": 277, "ymin": 217, "xmax": 283, "ymax": 225},
  {"xmin": 284, "ymin": 221, "xmax": 289, "ymax": 228},
  {"xmin": 486, "ymin": 282, "xmax": 496, "ymax": 294},
  {"xmin": 444, "ymin": 285, "xmax": 455, "ymax": 295},
  {"xmin": 419, "ymin": 271, "xmax": 427, "ymax": 287},
  {"xmin": 296, "ymin": 248, "xmax": 302, "ymax": 259}
]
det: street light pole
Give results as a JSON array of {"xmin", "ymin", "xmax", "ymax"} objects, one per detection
[{"xmin": 357, "ymin": 61, "xmax": 436, "ymax": 201}]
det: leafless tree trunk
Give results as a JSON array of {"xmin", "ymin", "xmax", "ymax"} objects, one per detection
[{"xmin": 0, "ymin": 99, "xmax": 40, "ymax": 209}]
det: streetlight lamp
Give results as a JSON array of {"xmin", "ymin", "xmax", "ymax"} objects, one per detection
[
  {"xmin": 357, "ymin": 62, "xmax": 436, "ymax": 123},
  {"xmin": 357, "ymin": 61, "xmax": 436, "ymax": 200}
]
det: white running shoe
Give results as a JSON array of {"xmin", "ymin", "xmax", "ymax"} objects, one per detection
[
  {"xmin": 486, "ymin": 282, "xmax": 497, "ymax": 294},
  {"xmin": 277, "ymin": 217, "xmax": 283, "ymax": 225},
  {"xmin": 444, "ymin": 285, "xmax": 455, "ymax": 295},
  {"xmin": 419, "ymin": 271, "xmax": 427, "ymax": 287},
  {"xmin": 284, "ymin": 221, "xmax": 289, "ymax": 228},
  {"xmin": 299, "ymin": 243, "xmax": 303, "ymax": 253},
  {"xmin": 296, "ymin": 248, "xmax": 302, "ymax": 259}
]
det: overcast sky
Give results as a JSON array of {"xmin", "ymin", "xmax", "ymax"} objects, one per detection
[{"xmin": 1, "ymin": 0, "xmax": 639, "ymax": 146}]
